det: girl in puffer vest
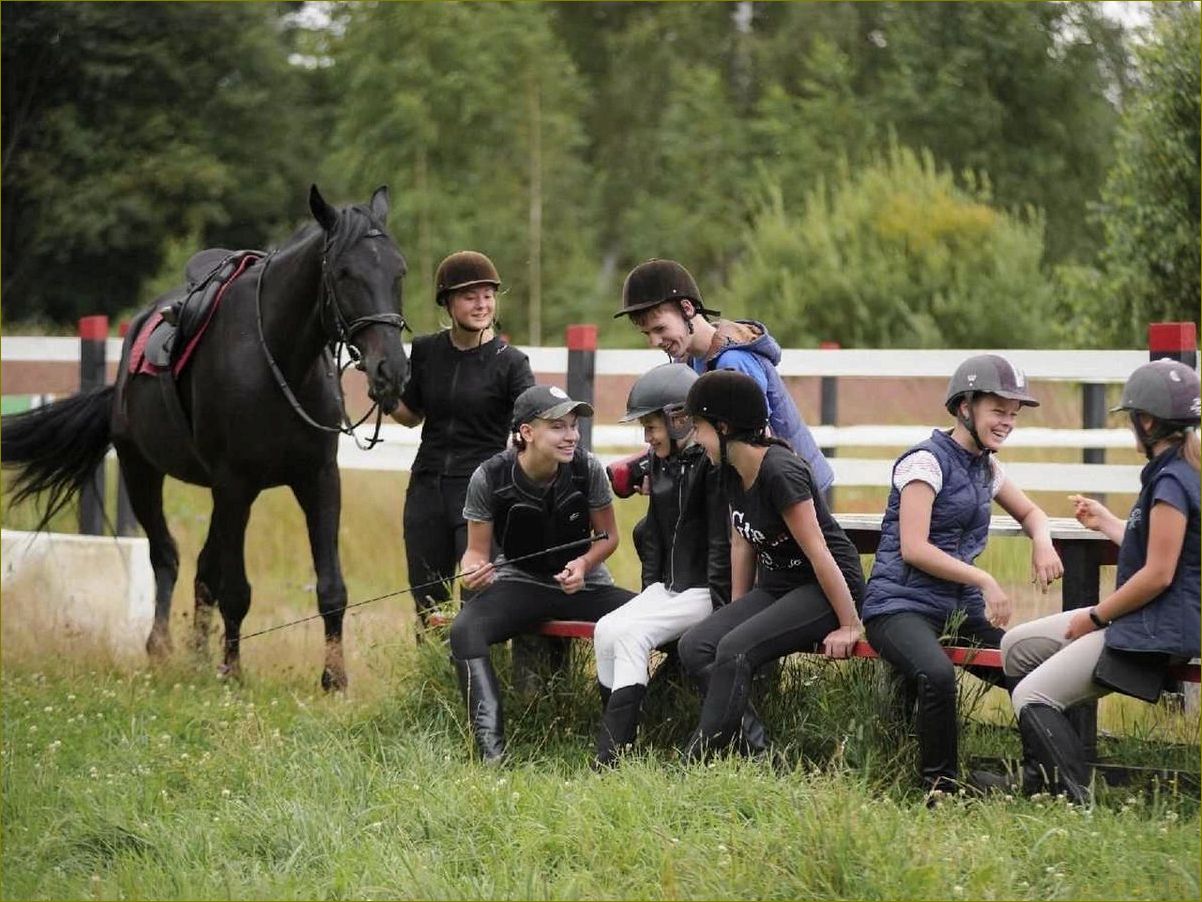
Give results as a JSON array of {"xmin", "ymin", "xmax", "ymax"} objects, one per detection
[
  {"xmin": 992, "ymin": 360, "xmax": 1200, "ymax": 804},
  {"xmin": 860, "ymin": 354, "xmax": 1064, "ymax": 800}
]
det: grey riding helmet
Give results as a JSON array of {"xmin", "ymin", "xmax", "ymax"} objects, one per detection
[
  {"xmin": 1110, "ymin": 359, "xmax": 1201, "ymax": 425},
  {"xmin": 944, "ymin": 354, "xmax": 1040, "ymax": 414},
  {"xmin": 620, "ymin": 363, "xmax": 699, "ymax": 422}
]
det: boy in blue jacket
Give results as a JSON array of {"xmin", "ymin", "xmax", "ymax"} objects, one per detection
[{"xmin": 613, "ymin": 259, "xmax": 834, "ymax": 493}]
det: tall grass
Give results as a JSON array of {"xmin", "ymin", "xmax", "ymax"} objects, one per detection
[{"xmin": 3, "ymin": 464, "xmax": 1199, "ymax": 899}]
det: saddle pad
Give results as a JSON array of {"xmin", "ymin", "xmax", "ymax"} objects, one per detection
[{"xmin": 129, "ymin": 253, "xmax": 259, "ymax": 377}]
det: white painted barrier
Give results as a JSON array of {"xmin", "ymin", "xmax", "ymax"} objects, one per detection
[
  {"xmin": 335, "ymin": 423, "xmax": 1143, "ymax": 494},
  {"xmin": 1, "ymin": 529, "xmax": 154, "ymax": 657}
]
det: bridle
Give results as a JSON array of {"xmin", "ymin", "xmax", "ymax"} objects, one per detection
[{"xmin": 255, "ymin": 225, "xmax": 409, "ymax": 450}]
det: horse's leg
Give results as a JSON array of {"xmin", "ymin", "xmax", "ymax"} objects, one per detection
[
  {"xmin": 116, "ymin": 444, "xmax": 179, "ymax": 659},
  {"xmin": 191, "ymin": 516, "xmax": 222, "ymax": 659},
  {"xmin": 211, "ymin": 478, "xmax": 258, "ymax": 681},
  {"xmin": 290, "ymin": 462, "xmax": 348, "ymax": 691}
]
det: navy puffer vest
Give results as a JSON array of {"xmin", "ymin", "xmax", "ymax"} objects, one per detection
[
  {"xmin": 862, "ymin": 429, "xmax": 994, "ymax": 623},
  {"xmin": 1107, "ymin": 447, "xmax": 1200, "ymax": 658}
]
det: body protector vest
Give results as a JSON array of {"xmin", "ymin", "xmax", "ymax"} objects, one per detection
[{"xmin": 482, "ymin": 447, "xmax": 592, "ymax": 577}]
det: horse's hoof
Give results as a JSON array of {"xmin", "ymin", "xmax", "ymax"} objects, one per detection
[
  {"xmin": 216, "ymin": 662, "xmax": 242, "ymax": 682},
  {"xmin": 321, "ymin": 668, "xmax": 348, "ymax": 693},
  {"xmin": 146, "ymin": 629, "xmax": 173, "ymax": 660}
]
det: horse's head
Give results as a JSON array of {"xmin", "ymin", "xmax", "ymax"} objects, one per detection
[{"xmin": 309, "ymin": 184, "xmax": 410, "ymax": 413}]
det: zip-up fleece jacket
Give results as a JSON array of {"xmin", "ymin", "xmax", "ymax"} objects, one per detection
[{"xmin": 639, "ymin": 443, "xmax": 731, "ymax": 608}]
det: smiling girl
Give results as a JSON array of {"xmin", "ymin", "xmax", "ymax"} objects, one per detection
[
  {"xmin": 860, "ymin": 354, "xmax": 1063, "ymax": 799},
  {"xmin": 448, "ymin": 385, "xmax": 634, "ymax": 763}
]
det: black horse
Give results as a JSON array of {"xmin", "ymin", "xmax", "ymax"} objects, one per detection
[{"xmin": 2, "ymin": 185, "xmax": 409, "ymax": 689}]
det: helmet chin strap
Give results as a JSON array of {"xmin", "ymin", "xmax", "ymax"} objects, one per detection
[{"xmin": 957, "ymin": 393, "xmax": 992, "ymax": 456}]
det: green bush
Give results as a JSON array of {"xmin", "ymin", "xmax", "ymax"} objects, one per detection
[{"xmin": 718, "ymin": 141, "xmax": 1058, "ymax": 349}]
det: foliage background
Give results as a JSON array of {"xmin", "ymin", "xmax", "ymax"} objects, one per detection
[{"xmin": 3, "ymin": 1, "xmax": 1198, "ymax": 346}]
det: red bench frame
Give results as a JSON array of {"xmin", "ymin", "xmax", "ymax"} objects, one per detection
[{"xmin": 423, "ymin": 612, "xmax": 1200, "ymax": 684}]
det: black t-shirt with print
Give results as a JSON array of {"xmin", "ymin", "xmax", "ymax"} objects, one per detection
[{"xmin": 725, "ymin": 444, "xmax": 864, "ymax": 598}]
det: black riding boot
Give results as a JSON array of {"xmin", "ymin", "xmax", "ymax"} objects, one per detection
[
  {"xmin": 738, "ymin": 703, "xmax": 770, "ymax": 757},
  {"xmin": 686, "ymin": 654, "xmax": 755, "ymax": 763},
  {"xmin": 1018, "ymin": 704, "xmax": 1091, "ymax": 804},
  {"xmin": 452, "ymin": 655, "xmax": 505, "ymax": 764},
  {"xmin": 915, "ymin": 673, "xmax": 958, "ymax": 794},
  {"xmin": 594, "ymin": 683, "xmax": 647, "ymax": 769}
]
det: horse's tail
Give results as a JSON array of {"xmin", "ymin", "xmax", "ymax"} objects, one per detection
[{"xmin": 1, "ymin": 386, "xmax": 116, "ymax": 532}]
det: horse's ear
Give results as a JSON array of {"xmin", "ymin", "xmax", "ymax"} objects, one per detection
[
  {"xmin": 369, "ymin": 185, "xmax": 390, "ymax": 222},
  {"xmin": 309, "ymin": 184, "xmax": 339, "ymax": 232}
]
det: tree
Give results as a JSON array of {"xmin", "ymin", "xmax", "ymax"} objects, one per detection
[
  {"xmin": 717, "ymin": 142, "xmax": 1057, "ymax": 349},
  {"xmin": 324, "ymin": 2, "xmax": 596, "ymax": 342},
  {"xmin": 1095, "ymin": 3, "xmax": 1201, "ymax": 344},
  {"xmin": 1, "ymin": 3, "xmax": 322, "ymax": 324}
]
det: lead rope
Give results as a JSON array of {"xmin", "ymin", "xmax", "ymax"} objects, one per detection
[{"xmin": 238, "ymin": 532, "xmax": 609, "ymax": 642}]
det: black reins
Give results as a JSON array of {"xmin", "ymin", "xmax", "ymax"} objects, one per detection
[{"xmin": 255, "ymin": 226, "xmax": 409, "ymax": 450}]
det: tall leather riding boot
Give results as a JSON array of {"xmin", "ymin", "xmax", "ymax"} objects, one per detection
[
  {"xmin": 688, "ymin": 654, "xmax": 754, "ymax": 762},
  {"xmin": 1018, "ymin": 704, "xmax": 1091, "ymax": 804},
  {"xmin": 915, "ymin": 673, "xmax": 958, "ymax": 793},
  {"xmin": 594, "ymin": 684, "xmax": 647, "ymax": 769},
  {"xmin": 738, "ymin": 703, "xmax": 769, "ymax": 757},
  {"xmin": 452, "ymin": 655, "xmax": 505, "ymax": 764}
]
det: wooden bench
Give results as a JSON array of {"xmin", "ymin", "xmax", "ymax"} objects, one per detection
[
  {"xmin": 423, "ymin": 613, "xmax": 1197, "ymax": 684},
  {"xmin": 427, "ymin": 512, "xmax": 1199, "ymax": 760}
]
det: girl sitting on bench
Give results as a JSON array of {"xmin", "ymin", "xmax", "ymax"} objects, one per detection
[
  {"xmin": 591, "ymin": 363, "xmax": 732, "ymax": 768},
  {"xmin": 451, "ymin": 385, "xmax": 634, "ymax": 764},
  {"xmin": 860, "ymin": 354, "xmax": 1063, "ymax": 799},
  {"xmin": 676, "ymin": 370, "xmax": 866, "ymax": 761},
  {"xmin": 995, "ymin": 360, "xmax": 1200, "ymax": 803}
]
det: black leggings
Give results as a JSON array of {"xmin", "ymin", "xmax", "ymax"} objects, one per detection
[
  {"xmin": 678, "ymin": 583, "xmax": 841, "ymax": 749},
  {"xmin": 403, "ymin": 473, "xmax": 472, "ymax": 619},
  {"xmin": 864, "ymin": 609, "xmax": 1005, "ymax": 788},
  {"xmin": 449, "ymin": 580, "xmax": 634, "ymax": 660}
]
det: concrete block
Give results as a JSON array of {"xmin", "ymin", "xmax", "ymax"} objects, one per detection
[{"xmin": 2, "ymin": 529, "xmax": 154, "ymax": 658}]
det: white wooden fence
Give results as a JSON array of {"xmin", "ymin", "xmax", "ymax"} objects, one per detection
[{"xmin": 0, "ymin": 339, "xmax": 1156, "ymax": 495}]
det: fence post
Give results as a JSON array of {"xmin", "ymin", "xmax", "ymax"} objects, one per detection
[
  {"xmin": 819, "ymin": 340, "xmax": 840, "ymax": 509},
  {"xmin": 1081, "ymin": 383, "xmax": 1107, "ymax": 504},
  {"xmin": 114, "ymin": 321, "xmax": 138, "ymax": 537},
  {"xmin": 565, "ymin": 324, "xmax": 597, "ymax": 452},
  {"xmin": 1148, "ymin": 322, "xmax": 1198, "ymax": 369},
  {"xmin": 78, "ymin": 316, "xmax": 108, "ymax": 536}
]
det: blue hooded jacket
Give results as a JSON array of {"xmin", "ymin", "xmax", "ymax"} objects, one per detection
[{"xmin": 689, "ymin": 319, "xmax": 834, "ymax": 492}]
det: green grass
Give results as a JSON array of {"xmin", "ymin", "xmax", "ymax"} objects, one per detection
[
  {"xmin": 3, "ymin": 469, "xmax": 1200, "ymax": 899},
  {"xmin": 2, "ymin": 642, "xmax": 1199, "ymax": 901}
]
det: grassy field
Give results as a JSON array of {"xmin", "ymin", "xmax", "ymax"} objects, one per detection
[{"xmin": 2, "ymin": 468, "xmax": 1199, "ymax": 899}]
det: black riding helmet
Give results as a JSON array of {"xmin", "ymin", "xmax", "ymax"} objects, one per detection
[
  {"xmin": 945, "ymin": 354, "xmax": 1039, "ymax": 453},
  {"xmin": 434, "ymin": 251, "xmax": 501, "ymax": 306},
  {"xmin": 685, "ymin": 369, "xmax": 768, "ymax": 433},
  {"xmin": 1111, "ymin": 359, "xmax": 1201, "ymax": 458},
  {"xmin": 613, "ymin": 259, "xmax": 720, "ymax": 325}
]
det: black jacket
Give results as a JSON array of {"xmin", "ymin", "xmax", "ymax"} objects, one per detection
[
  {"xmin": 640, "ymin": 443, "xmax": 731, "ymax": 608},
  {"xmin": 401, "ymin": 331, "xmax": 535, "ymax": 477}
]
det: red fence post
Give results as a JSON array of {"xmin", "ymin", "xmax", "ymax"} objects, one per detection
[
  {"xmin": 565, "ymin": 325, "xmax": 597, "ymax": 452},
  {"xmin": 1148, "ymin": 322, "xmax": 1198, "ymax": 368},
  {"xmin": 78, "ymin": 316, "xmax": 108, "ymax": 535}
]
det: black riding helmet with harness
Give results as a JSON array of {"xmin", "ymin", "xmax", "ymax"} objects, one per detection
[
  {"xmin": 944, "ymin": 354, "xmax": 1040, "ymax": 454},
  {"xmin": 1111, "ymin": 359, "xmax": 1201, "ymax": 460},
  {"xmin": 684, "ymin": 369, "xmax": 770, "ymax": 472},
  {"xmin": 612, "ymin": 259, "xmax": 721, "ymax": 340}
]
